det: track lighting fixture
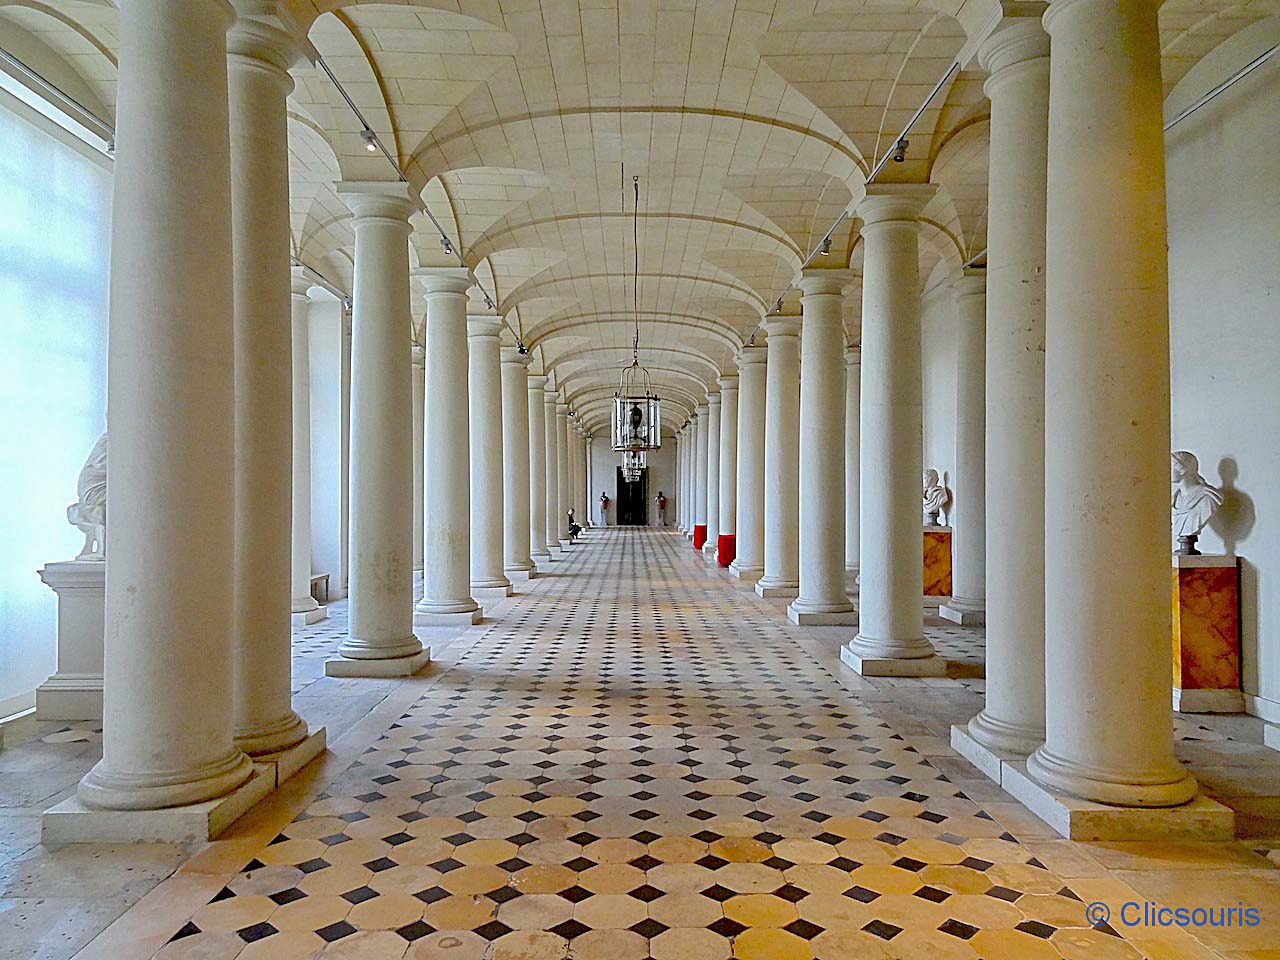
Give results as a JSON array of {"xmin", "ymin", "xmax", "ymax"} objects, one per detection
[
  {"xmin": 440, "ymin": 235, "xmax": 453, "ymax": 256},
  {"xmin": 360, "ymin": 128, "xmax": 377, "ymax": 152},
  {"xmin": 820, "ymin": 236, "xmax": 831, "ymax": 257},
  {"xmin": 892, "ymin": 137, "xmax": 909, "ymax": 163}
]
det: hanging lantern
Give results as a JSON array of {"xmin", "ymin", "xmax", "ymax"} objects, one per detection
[
  {"xmin": 612, "ymin": 174, "xmax": 661, "ymax": 453},
  {"xmin": 622, "ymin": 448, "xmax": 646, "ymax": 482}
]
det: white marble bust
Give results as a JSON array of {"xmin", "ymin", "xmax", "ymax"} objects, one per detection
[
  {"xmin": 67, "ymin": 431, "xmax": 107, "ymax": 560},
  {"xmin": 923, "ymin": 469, "xmax": 948, "ymax": 526},
  {"xmin": 1171, "ymin": 450, "xmax": 1223, "ymax": 551}
]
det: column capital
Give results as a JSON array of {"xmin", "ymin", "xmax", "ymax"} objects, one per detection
[
  {"xmin": 845, "ymin": 345, "xmax": 861, "ymax": 367},
  {"xmin": 544, "ymin": 384, "xmax": 558, "ymax": 400},
  {"xmin": 290, "ymin": 266, "xmax": 312, "ymax": 300},
  {"xmin": 414, "ymin": 265, "xmax": 473, "ymax": 296},
  {"xmin": 501, "ymin": 345, "xmax": 532, "ymax": 366},
  {"xmin": 528, "ymin": 374, "xmax": 549, "ymax": 390},
  {"xmin": 707, "ymin": 391, "xmax": 721, "ymax": 408},
  {"xmin": 951, "ymin": 271, "xmax": 987, "ymax": 300},
  {"xmin": 737, "ymin": 344, "xmax": 768, "ymax": 369},
  {"xmin": 979, "ymin": 13, "xmax": 1050, "ymax": 87},
  {"xmin": 336, "ymin": 181, "xmax": 417, "ymax": 226},
  {"xmin": 411, "ymin": 343, "xmax": 425, "ymax": 366},
  {"xmin": 467, "ymin": 316, "xmax": 504, "ymax": 339},
  {"xmin": 556, "ymin": 402, "xmax": 569, "ymax": 415},
  {"xmin": 798, "ymin": 268, "xmax": 854, "ymax": 297},
  {"xmin": 718, "ymin": 373, "xmax": 739, "ymax": 392},
  {"xmin": 695, "ymin": 403, "xmax": 708, "ymax": 417},
  {"xmin": 857, "ymin": 184, "xmax": 936, "ymax": 227},
  {"xmin": 763, "ymin": 317, "xmax": 801, "ymax": 339},
  {"xmin": 227, "ymin": 5, "xmax": 305, "ymax": 78}
]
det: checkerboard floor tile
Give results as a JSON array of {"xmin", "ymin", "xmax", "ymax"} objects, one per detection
[{"xmin": 154, "ymin": 530, "xmax": 1171, "ymax": 959}]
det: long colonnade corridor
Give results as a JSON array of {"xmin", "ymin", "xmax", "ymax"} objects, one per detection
[{"xmin": 0, "ymin": 528, "xmax": 1265, "ymax": 960}]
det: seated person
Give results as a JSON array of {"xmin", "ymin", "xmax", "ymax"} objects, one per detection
[{"xmin": 567, "ymin": 508, "xmax": 582, "ymax": 542}]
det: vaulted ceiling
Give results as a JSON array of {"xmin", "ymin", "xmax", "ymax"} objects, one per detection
[{"xmin": 3, "ymin": 0, "xmax": 1276, "ymax": 434}]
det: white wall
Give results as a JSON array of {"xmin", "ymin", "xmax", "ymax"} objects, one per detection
[
  {"xmin": 308, "ymin": 297, "xmax": 350, "ymax": 598},
  {"xmin": 0, "ymin": 92, "xmax": 110, "ymax": 713},
  {"xmin": 1166, "ymin": 21, "xmax": 1280, "ymax": 721},
  {"xmin": 921, "ymin": 280, "xmax": 958, "ymax": 526},
  {"xmin": 588, "ymin": 440, "xmax": 677, "ymax": 526}
]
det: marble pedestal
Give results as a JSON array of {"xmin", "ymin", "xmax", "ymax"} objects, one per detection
[
  {"xmin": 43, "ymin": 729, "xmax": 327, "ymax": 845},
  {"xmin": 291, "ymin": 606, "xmax": 327, "ymax": 627},
  {"xmin": 326, "ymin": 649, "xmax": 432, "ymax": 677},
  {"xmin": 35, "ymin": 561, "xmax": 105, "ymax": 720},
  {"xmin": 507, "ymin": 568, "xmax": 538, "ymax": 582},
  {"xmin": 414, "ymin": 607, "xmax": 482, "ymax": 628},
  {"xmin": 951, "ymin": 724, "xmax": 1232, "ymax": 840},
  {"xmin": 729, "ymin": 563, "xmax": 762, "ymax": 584},
  {"xmin": 473, "ymin": 584, "xmax": 515, "ymax": 602},
  {"xmin": 1172, "ymin": 555, "xmax": 1242, "ymax": 713},
  {"xmin": 755, "ymin": 581, "xmax": 799, "ymax": 600},
  {"xmin": 923, "ymin": 526, "xmax": 952, "ymax": 599},
  {"xmin": 939, "ymin": 599, "xmax": 984, "ymax": 626},
  {"xmin": 841, "ymin": 646, "xmax": 945, "ymax": 677}
]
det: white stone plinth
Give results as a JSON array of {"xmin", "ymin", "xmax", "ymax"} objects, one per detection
[
  {"xmin": 755, "ymin": 582, "xmax": 799, "ymax": 600},
  {"xmin": 1265, "ymin": 724, "xmax": 1280, "ymax": 752},
  {"xmin": 841, "ymin": 646, "xmax": 946, "ymax": 677},
  {"xmin": 473, "ymin": 584, "xmax": 515, "ymax": 602},
  {"xmin": 787, "ymin": 603, "xmax": 857, "ymax": 626},
  {"xmin": 44, "ymin": 766, "xmax": 274, "ymax": 846},
  {"xmin": 1173, "ymin": 688, "xmax": 1244, "ymax": 713},
  {"xmin": 506, "ymin": 568, "xmax": 538, "ymax": 582},
  {"xmin": 325, "ymin": 649, "xmax": 431, "ymax": 677},
  {"xmin": 729, "ymin": 563, "xmax": 762, "ymax": 584},
  {"xmin": 255, "ymin": 728, "xmax": 327, "ymax": 787},
  {"xmin": 291, "ymin": 607, "xmax": 327, "ymax": 627},
  {"xmin": 36, "ymin": 561, "xmax": 105, "ymax": 720},
  {"xmin": 414, "ymin": 608, "xmax": 482, "ymax": 628},
  {"xmin": 938, "ymin": 601, "xmax": 985, "ymax": 626},
  {"xmin": 950, "ymin": 722, "xmax": 1010, "ymax": 783}
]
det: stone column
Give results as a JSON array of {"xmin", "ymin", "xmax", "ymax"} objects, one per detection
[
  {"xmin": 228, "ymin": 11, "xmax": 310, "ymax": 755},
  {"xmin": 328, "ymin": 182, "xmax": 423, "ymax": 673},
  {"xmin": 730, "ymin": 346, "xmax": 767, "ymax": 581},
  {"xmin": 845, "ymin": 348, "xmax": 860, "ymax": 576},
  {"xmin": 703, "ymin": 393, "xmax": 721, "ymax": 557},
  {"xmin": 692, "ymin": 405, "xmax": 709, "ymax": 548},
  {"xmin": 941, "ymin": 275, "xmax": 988, "ymax": 625},
  {"xmin": 1026, "ymin": 0, "xmax": 1195, "ymax": 808},
  {"xmin": 755, "ymin": 318, "xmax": 801, "ymax": 598},
  {"xmin": 585, "ymin": 435, "xmax": 596, "ymax": 525},
  {"xmin": 843, "ymin": 184, "xmax": 942, "ymax": 675},
  {"xmin": 76, "ymin": 0, "xmax": 253, "ymax": 812},
  {"xmin": 528, "ymin": 374, "xmax": 552, "ymax": 562},
  {"xmin": 556, "ymin": 401, "xmax": 572, "ymax": 547},
  {"xmin": 415, "ymin": 268, "xmax": 482, "ymax": 627},
  {"xmin": 543, "ymin": 386, "xmax": 561, "ymax": 554},
  {"xmin": 291, "ymin": 273, "xmax": 325, "ymax": 626},
  {"xmin": 502, "ymin": 347, "xmax": 536, "ymax": 579},
  {"xmin": 678, "ymin": 427, "xmax": 689, "ymax": 532},
  {"xmin": 412, "ymin": 344, "xmax": 425, "ymax": 572},
  {"xmin": 717, "ymin": 374, "xmax": 739, "ymax": 566},
  {"xmin": 468, "ymin": 317, "xmax": 512, "ymax": 598},
  {"xmin": 789, "ymin": 271, "xmax": 856, "ymax": 625},
  {"xmin": 960, "ymin": 16, "xmax": 1050, "ymax": 759}
]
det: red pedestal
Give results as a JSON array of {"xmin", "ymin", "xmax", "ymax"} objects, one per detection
[
  {"xmin": 692, "ymin": 524, "xmax": 707, "ymax": 550},
  {"xmin": 717, "ymin": 534, "xmax": 736, "ymax": 568}
]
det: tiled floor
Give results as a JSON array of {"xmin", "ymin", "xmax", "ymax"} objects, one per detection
[{"xmin": 4, "ymin": 528, "xmax": 1279, "ymax": 959}]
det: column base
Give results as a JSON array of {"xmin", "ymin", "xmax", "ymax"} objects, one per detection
[
  {"xmin": 291, "ymin": 606, "xmax": 328, "ymax": 627},
  {"xmin": 938, "ymin": 600, "xmax": 984, "ymax": 626},
  {"xmin": 558, "ymin": 538, "xmax": 573, "ymax": 549},
  {"xmin": 34, "ymin": 673, "xmax": 103, "ymax": 721},
  {"xmin": 506, "ymin": 566, "xmax": 538, "ymax": 582},
  {"xmin": 1173, "ymin": 687, "xmax": 1244, "ymax": 713},
  {"xmin": 729, "ymin": 561, "xmax": 763, "ymax": 583},
  {"xmin": 786, "ymin": 600, "xmax": 857, "ymax": 626},
  {"xmin": 472, "ymin": 584, "xmax": 515, "ymax": 601},
  {"xmin": 951, "ymin": 722, "xmax": 1015, "ymax": 783},
  {"xmin": 755, "ymin": 578, "xmax": 799, "ymax": 599},
  {"xmin": 1001, "ymin": 759, "xmax": 1232, "ymax": 841},
  {"xmin": 325, "ymin": 649, "xmax": 432, "ymax": 677},
  {"xmin": 840, "ymin": 643, "xmax": 945, "ymax": 677},
  {"xmin": 414, "ymin": 606, "xmax": 482, "ymax": 628},
  {"xmin": 1264, "ymin": 724, "xmax": 1280, "ymax": 752},
  {"xmin": 252, "ymin": 727, "xmax": 327, "ymax": 787}
]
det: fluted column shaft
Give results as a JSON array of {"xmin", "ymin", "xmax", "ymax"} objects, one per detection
[
  {"xmin": 965, "ymin": 17, "xmax": 1051, "ymax": 756},
  {"xmin": 415, "ymin": 269, "xmax": 481, "ymax": 625},
  {"xmin": 755, "ymin": 318, "xmax": 801, "ymax": 597},
  {"xmin": 502, "ymin": 349, "xmax": 536, "ymax": 576},
  {"xmin": 528, "ymin": 375, "xmax": 552, "ymax": 560},
  {"xmin": 703, "ymin": 394, "xmax": 721, "ymax": 553},
  {"xmin": 468, "ymin": 318, "xmax": 511, "ymax": 592},
  {"xmin": 543, "ymin": 388, "xmax": 561, "ymax": 553},
  {"xmin": 412, "ymin": 345, "xmax": 425, "ymax": 571},
  {"xmin": 846, "ymin": 185, "xmax": 939, "ymax": 671},
  {"xmin": 845, "ymin": 349, "xmax": 861, "ymax": 574},
  {"xmin": 80, "ymin": 0, "xmax": 251, "ymax": 810},
  {"xmin": 790, "ymin": 272, "xmax": 855, "ymax": 623},
  {"xmin": 730, "ymin": 347, "xmax": 766, "ymax": 580},
  {"xmin": 1027, "ymin": 0, "xmax": 1195, "ymax": 807},
  {"xmin": 942, "ymin": 275, "xmax": 988, "ymax": 624}
]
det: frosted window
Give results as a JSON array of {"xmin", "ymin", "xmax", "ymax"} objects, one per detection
[{"xmin": 0, "ymin": 91, "xmax": 110, "ymax": 711}]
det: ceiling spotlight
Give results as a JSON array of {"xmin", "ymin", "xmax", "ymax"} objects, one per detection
[
  {"xmin": 483, "ymin": 294, "xmax": 495, "ymax": 310},
  {"xmin": 820, "ymin": 236, "xmax": 831, "ymax": 257},
  {"xmin": 360, "ymin": 128, "xmax": 377, "ymax": 153},
  {"xmin": 440, "ymin": 235, "xmax": 453, "ymax": 256},
  {"xmin": 892, "ymin": 137, "xmax": 909, "ymax": 163}
]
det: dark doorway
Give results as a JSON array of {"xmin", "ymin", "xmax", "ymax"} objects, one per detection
[{"xmin": 616, "ymin": 467, "xmax": 649, "ymax": 525}]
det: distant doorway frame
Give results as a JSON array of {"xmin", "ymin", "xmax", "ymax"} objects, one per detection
[{"xmin": 616, "ymin": 467, "xmax": 649, "ymax": 525}]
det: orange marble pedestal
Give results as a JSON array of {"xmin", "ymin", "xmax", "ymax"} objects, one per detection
[
  {"xmin": 1172, "ymin": 554, "xmax": 1242, "ymax": 713},
  {"xmin": 924, "ymin": 527, "xmax": 952, "ymax": 602}
]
